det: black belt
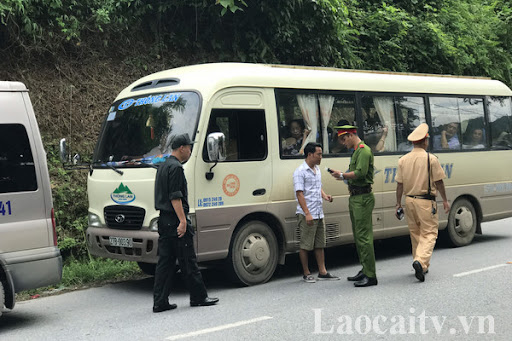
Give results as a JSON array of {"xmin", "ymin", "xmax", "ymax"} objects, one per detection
[
  {"xmin": 407, "ymin": 194, "xmax": 436, "ymax": 201},
  {"xmin": 348, "ymin": 185, "xmax": 372, "ymax": 196}
]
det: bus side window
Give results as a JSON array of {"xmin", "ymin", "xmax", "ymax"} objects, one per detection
[
  {"xmin": 203, "ymin": 109, "xmax": 267, "ymax": 162},
  {"xmin": 395, "ymin": 96, "xmax": 426, "ymax": 153},
  {"xmin": 326, "ymin": 94, "xmax": 356, "ymax": 155},
  {"xmin": 487, "ymin": 96, "xmax": 512, "ymax": 149},
  {"xmin": 459, "ymin": 97, "xmax": 486, "ymax": 149},
  {"xmin": 361, "ymin": 95, "xmax": 397, "ymax": 153},
  {"xmin": 430, "ymin": 97, "xmax": 462, "ymax": 151}
]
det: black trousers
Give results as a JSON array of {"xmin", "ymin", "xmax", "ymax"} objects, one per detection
[{"xmin": 153, "ymin": 232, "xmax": 208, "ymax": 306}]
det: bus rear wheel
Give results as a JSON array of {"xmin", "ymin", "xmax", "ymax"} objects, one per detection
[
  {"xmin": 446, "ymin": 198, "xmax": 477, "ymax": 247},
  {"xmin": 227, "ymin": 221, "xmax": 278, "ymax": 286}
]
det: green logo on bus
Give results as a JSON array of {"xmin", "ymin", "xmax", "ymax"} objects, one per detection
[{"xmin": 111, "ymin": 183, "xmax": 135, "ymax": 204}]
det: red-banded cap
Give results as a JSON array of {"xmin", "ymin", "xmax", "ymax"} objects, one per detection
[{"xmin": 334, "ymin": 125, "xmax": 358, "ymax": 137}]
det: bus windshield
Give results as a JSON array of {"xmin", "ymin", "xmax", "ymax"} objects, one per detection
[{"xmin": 93, "ymin": 91, "xmax": 200, "ymax": 167}]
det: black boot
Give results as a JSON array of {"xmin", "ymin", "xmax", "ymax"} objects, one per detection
[
  {"xmin": 413, "ymin": 261, "xmax": 425, "ymax": 282},
  {"xmin": 347, "ymin": 270, "xmax": 365, "ymax": 281},
  {"xmin": 354, "ymin": 275, "xmax": 378, "ymax": 287}
]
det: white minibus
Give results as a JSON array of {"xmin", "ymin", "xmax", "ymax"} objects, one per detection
[{"xmin": 76, "ymin": 63, "xmax": 512, "ymax": 285}]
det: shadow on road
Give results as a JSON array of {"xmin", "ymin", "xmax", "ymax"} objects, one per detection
[
  {"xmin": 91, "ymin": 229, "xmax": 510, "ymax": 294},
  {"xmin": 0, "ymin": 312, "xmax": 37, "ymax": 331},
  {"xmin": 6, "ymin": 230, "xmax": 504, "ymax": 306}
]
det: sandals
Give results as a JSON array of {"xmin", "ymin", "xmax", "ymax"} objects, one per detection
[{"xmin": 303, "ymin": 274, "xmax": 316, "ymax": 283}]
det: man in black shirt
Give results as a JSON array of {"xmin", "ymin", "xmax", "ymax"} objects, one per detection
[{"xmin": 153, "ymin": 133, "xmax": 219, "ymax": 313}]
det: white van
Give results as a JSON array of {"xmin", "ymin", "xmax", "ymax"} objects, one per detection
[{"xmin": 0, "ymin": 81, "xmax": 62, "ymax": 316}]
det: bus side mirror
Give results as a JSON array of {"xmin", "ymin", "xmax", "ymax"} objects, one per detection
[
  {"xmin": 207, "ymin": 132, "xmax": 226, "ymax": 162},
  {"xmin": 73, "ymin": 153, "xmax": 81, "ymax": 165},
  {"xmin": 206, "ymin": 132, "xmax": 226, "ymax": 180},
  {"xmin": 59, "ymin": 138, "xmax": 68, "ymax": 163}
]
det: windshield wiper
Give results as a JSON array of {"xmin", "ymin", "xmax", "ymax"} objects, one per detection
[{"xmin": 107, "ymin": 163, "xmax": 124, "ymax": 175}]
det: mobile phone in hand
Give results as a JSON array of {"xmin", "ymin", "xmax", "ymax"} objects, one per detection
[
  {"xmin": 326, "ymin": 168, "xmax": 334, "ymax": 173},
  {"xmin": 396, "ymin": 207, "xmax": 405, "ymax": 220}
]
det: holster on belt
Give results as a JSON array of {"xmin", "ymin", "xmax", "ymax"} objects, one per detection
[{"xmin": 348, "ymin": 185, "xmax": 372, "ymax": 196}]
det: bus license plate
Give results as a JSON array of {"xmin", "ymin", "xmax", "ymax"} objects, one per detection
[{"xmin": 109, "ymin": 237, "xmax": 133, "ymax": 248}]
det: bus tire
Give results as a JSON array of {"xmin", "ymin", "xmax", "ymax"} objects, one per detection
[
  {"xmin": 137, "ymin": 262, "xmax": 156, "ymax": 276},
  {"xmin": 227, "ymin": 221, "xmax": 279, "ymax": 286},
  {"xmin": 446, "ymin": 198, "xmax": 477, "ymax": 247}
]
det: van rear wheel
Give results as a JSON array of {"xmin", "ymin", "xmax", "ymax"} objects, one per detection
[
  {"xmin": 227, "ymin": 221, "xmax": 278, "ymax": 286},
  {"xmin": 0, "ymin": 280, "xmax": 5, "ymax": 317},
  {"xmin": 446, "ymin": 198, "xmax": 477, "ymax": 247}
]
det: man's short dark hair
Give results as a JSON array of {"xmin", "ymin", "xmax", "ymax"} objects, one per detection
[{"xmin": 304, "ymin": 142, "xmax": 322, "ymax": 158}]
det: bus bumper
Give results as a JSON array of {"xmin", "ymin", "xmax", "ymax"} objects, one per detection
[{"xmin": 86, "ymin": 227, "xmax": 159, "ymax": 263}]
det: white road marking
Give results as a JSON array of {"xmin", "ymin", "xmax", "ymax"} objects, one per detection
[
  {"xmin": 165, "ymin": 316, "xmax": 273, "ymax": 340},
  {"xmin": 453, "ymin": 263, "xmax": 508, "ymax": 277}
]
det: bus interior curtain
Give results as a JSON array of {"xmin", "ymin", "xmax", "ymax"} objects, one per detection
[
  {"xmin": 374, "ymin": 97, "xmax": 397, "ymax": 151},
  {"xmin": 319, "ymin": 95, "xmax": 335, "ymax": 154},
  {"xmin": 297, "ymin": 94, "xmax": 319, "ymax": 154}
]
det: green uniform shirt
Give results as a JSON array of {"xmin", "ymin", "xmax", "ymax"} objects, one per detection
[{"xmin": 348, "ymin": 141, "xmax": 374, "ymax": 187}]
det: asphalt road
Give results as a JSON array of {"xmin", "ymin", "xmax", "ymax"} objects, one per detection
[{"xmin": 1, "ymin": 218, "xmax": 511, "ymax": 341}]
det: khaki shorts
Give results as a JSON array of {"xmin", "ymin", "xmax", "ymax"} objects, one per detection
[{"xmin": 298, "ymin": 214, "xmax": 326, "ymax": 251}]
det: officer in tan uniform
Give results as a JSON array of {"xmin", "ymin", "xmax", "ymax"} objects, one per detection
[{"xmin": 395, "ymin": 123, "xmax": 450, "ymax": 282}]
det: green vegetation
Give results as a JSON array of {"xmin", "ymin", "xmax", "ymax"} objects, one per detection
[
  {"xmin": 60, "ymin": 258, "xmax": 142, "ymax": 287},
  {"xmin": 2, "ymin": 1, "xmax": 511, "ymax": 82},
  {"xmin": 1, "ymin": 0, "xmax": 512, "ymax": 287},
  {"xmin": 16, "ymin": 258, "xmax": 143, "ymax": 301}
]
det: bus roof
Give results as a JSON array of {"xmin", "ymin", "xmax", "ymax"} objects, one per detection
[
  {"xmin": 115, "ymin": 63, "xmax": 512, "ymax": 101},
  {"xmin": 0, "ymin": 81, "xmax": 27, "ymax": 92}
]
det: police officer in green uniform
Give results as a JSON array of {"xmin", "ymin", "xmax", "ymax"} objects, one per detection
[{"xmin": 330, "ymin": 125, "xmax": 377, "ymax": 287}]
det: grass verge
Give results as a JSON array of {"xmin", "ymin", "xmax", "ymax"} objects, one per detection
[{"xmin": 15, "ymin": 258, "xmax": 147, "ymax": 301}]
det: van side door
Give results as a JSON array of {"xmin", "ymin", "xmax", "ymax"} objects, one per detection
[{"xmin": 0, "ymin": 91, "xmax": 50, "ymax": 251}]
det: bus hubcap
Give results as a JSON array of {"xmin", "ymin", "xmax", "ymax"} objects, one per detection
[
  {"xmin": 242, "ymin": 233, "xmax": 270, "ymax": 270},
  {"xmin": 455, "ymin": 207, "xmax": 473, "ymax": 234}
]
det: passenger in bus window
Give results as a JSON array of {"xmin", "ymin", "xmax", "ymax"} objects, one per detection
[
  {"xmin": 494, "ymin": 131, "xmax": 512, "ymax": 148},
  {"xmin": 462, "ymin": 128, "xmax": 485, "ymax": 149},
  {"xmin": 433, "ymin": 122, "xmax": 460, "ymax": 149},
  {"xmin": 293, "ymin": 142, "xmax": 339, "ymax": 283},
  {"xmin": 397, "ymin": 141, "xmax": 413, "ymax": 152},
  {"xmin": 282, "ymin": 119, "xmax": 309, "ymax": 155},
  {"xmin": 374, "ymin": 125, "xmax": 388, "ymax": 152}
]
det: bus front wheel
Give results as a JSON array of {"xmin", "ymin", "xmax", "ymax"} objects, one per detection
[
  {"xmin": 137, "ymin": 262, "xmax": 156, "ymax": 276},
  {"xmin": 446, "ymin": 198, "xmax": 477, "ymax": 247},
  {"xmin": 227, "ymin": 221, "xmax": 279, "ymax": 286}
]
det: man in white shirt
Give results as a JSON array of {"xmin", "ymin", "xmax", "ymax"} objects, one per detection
[{"xmin": 293, "ymin": 142, "xmax": 339, "ymax": 283}]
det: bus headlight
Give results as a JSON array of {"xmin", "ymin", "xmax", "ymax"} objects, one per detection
[
  {"xmin": 88, "ymin": 212, "xmax": 102, "ymax": 227},
  {"xmin": 149, "ymin": 218, "xmax": 159, "ymax": 232}
]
